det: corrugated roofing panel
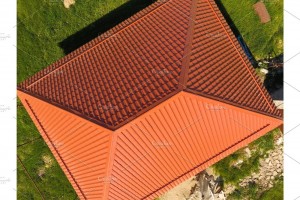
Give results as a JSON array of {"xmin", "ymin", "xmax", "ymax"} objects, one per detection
[
  {"xmin": 18, "ymin": 91, "xmax": 113, "ymax": 199},
  {"xmin": 106, "ymin": 91, "xmax": 282, "ymax": 199}
]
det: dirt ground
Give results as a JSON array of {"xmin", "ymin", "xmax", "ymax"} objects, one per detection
[{"xmin": 160, "ymin": 177, "xmax": 198, "ymax": 200}]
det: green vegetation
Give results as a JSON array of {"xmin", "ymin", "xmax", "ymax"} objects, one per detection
[
  {"xmin": 17, "ymin": 100, "xmax": 41, "ymax": 146},
  {"xmin": 260, "ymin": 177, "xmax": 283, "ymax": 200},
  {"xmin": 18, "ymin": 167, "xmax": 42, "ymax": 199},
  {"xmin": 18, "ymin": 139, "xmax": 78, "ymax": 199},
  {"xmin": 219, "ymin": 0, "xmax": 283, "ymax": 59},
  {"xmin": 228, "ymin": 177, "xmax": 283, "ymax": 200},
  {"xmin": 212, "ymin": 129, "xmax": 282, "ymax": 200},
  {"xmin": 212, "ymin": 129, "xmax": 280, "ymax": 184}
]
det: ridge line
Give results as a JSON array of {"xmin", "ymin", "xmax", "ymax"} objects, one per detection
[{"xmin": 179, "ymin": 0, "xmax": 198, "ymax": 90}]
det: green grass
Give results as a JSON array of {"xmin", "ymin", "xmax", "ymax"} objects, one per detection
[
  {"xmin": 17, "ymin": 100, "xmax": 41, "ymax": 146},
  {"xmin": 18, "ymin": 140, "xmax": 78, "ymax": 199},
  {"xmin": 219, "ymin": 0, "xmax": 283, "ymax": 59},
  {"xmin": 260, "ymin": 177, "xmax": 283, "ymax": 200},
  {"xmin": 212, "ymin": 129, "xmax": 281, "ymax": 185},
  {"xmin": 17, "ymin": 167, "xmax": 42, "ymax": 200},
  {"xmin": 228, "ymin": 182, "xmax": 260, "ymax": 200},
  {"xmin": 228, "ymin": 177, "xmax": 283, "ymax": 200}
]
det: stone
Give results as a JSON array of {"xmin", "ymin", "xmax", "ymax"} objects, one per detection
[
  {"xmin": 277, "ymin": 164, "xmax": 281, "ymax": 168},
  {"xmin": 245, "ymin": 148, "xmax": 252, "ymax": 158},
  {"xmin": 260, "ymin": 160, "xmax": 266, "ymax": 166},
  {"xmin": 253, "ymin": 174, "xmax": 259, "ymax": 179},
  {"xmin": 269, "ymin": 162, "xmax": 273, "ymax": 167},
  {"xmin": 276, "ymin": 137, "xmax": 283, "ymax": 145},
  {"xmin": 273, "ymin": 171, "xmax": 278, "ymax": 176},
  {"xmin": 260, "ymin": 68, "xmax": 269, "ymax": 74},
  {"xmin": 276, "ymin": 168, "xmax": 281, "ymax": 173}
]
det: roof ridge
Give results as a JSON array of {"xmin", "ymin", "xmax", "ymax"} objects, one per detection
[
  {"xmin": 205, "ymin": 0, "xmax": 275, "ymax": 112},
  {"xmin": 24, "ymin": 1, "xmax": 170, "ymax": 90},
  {"xmin": 179, "ymin": 0, "xmax": 198, "ymax": 90}
]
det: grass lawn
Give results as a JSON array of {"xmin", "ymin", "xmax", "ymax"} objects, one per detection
[
  {"xmin": 17, "ymin": 100, "xmax": 41, "ymax": 146},
  {"xmin": 218, "ymin": 0, "xmax": 283, "ymax": 60},
  {"xmin": 17, "ymin": 167, "xmax": 42, "ymax": 199},
  {"xmin": 18, "ymin": 139, "xmax": 78, "ymax": 199},
  {"xmin": 17, "ymin": 0, "xmax": 283, "ymax": 199}
]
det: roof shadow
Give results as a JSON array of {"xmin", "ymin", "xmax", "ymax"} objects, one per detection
[
  {"xmin": 59, "ymin": 0, "xmax": 155, "ymax": 54},
  {"xmin": 263, "ymin": 54, "xmax": 283, "ymax": 101}
]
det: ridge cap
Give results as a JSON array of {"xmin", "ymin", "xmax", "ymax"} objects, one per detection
[{"xmin": 179, "ymin": 0, "xmax": 198, "ymax": 90}]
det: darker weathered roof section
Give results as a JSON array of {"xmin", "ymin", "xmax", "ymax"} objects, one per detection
[
  {"xmin": 184, "ymin": 0, "xmax": 281, "ymax": 118},
  {"xmin": 18, "ymin": 0, "xmax": 282, "ymax": 130},
  {"xmin": 18, "ymin": 0, "xmax": 194, "ymax": 130}
]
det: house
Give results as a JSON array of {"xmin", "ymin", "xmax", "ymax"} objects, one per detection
[{"xmin": 17, "ymin": 0, "xmax": 283, "ymax": 199}]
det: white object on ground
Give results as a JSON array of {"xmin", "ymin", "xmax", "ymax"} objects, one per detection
[{"xmin": 64, "ymin": 0, "xmax": 75, "ymax": 8}]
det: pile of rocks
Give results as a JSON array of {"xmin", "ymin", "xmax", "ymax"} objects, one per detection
[
  {"xmin": 223, "ymin": 136, "xmax": 283, "ymax": 196},
  {"xmin": 239, "ymin": 137, "xmax": 283, "ymax": 189}
]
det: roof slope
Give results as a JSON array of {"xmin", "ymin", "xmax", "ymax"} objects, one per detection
[
  {"xmin": 18, "ymin": 0, "xmax": 282, "ymax": 130},
  {"xmin": 18, "ymin": 90, "xmax": 283, "ymax": 199},
  {"xmin": 184, "ymin": 0, "xmax": 280, "ymax": 117}
]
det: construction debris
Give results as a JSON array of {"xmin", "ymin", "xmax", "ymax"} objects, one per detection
[{"xmin": 188, "ymin": 172, "xmax": 226, "ymax": 200}]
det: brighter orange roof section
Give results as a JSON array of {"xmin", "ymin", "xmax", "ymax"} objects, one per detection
[{"xmin": 18, "ymin": 0, "xmax": 283, "ymax": 199}]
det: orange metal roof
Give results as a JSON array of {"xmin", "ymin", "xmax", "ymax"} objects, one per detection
[
  {"xmin": 18, "ymin": 0, "xmax": 282, "ymax": 131},
  {"xmin": 18, "ymin": 90, "xmax": 282, "ymax": 199},
  {"xmin": 18, "ymin": 0, "xmax": 283, "ymax": 199}
]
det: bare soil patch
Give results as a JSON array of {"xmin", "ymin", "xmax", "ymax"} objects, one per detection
[{"xmin": 253, "ymin": 2, "xmax": 271, "ymax": 23}]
